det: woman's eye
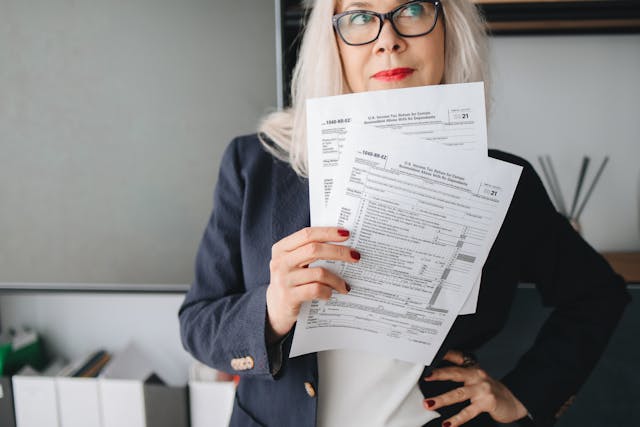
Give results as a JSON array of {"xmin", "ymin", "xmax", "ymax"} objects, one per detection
[
  {"xmin": 399, "ymin": 4, "xmax": 424, "ymax": 18},
  {"xmin": 349, "ymin": 13, "xmax": 374, "ymax": 25}
]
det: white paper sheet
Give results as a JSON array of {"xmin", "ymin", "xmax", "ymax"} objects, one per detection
[
  {"xmin": 306, "ymin": 82, "xmax": 488, "ymax": 226},
  {"xmin": 291, "ymin": 127, "xmax": 522, "ymax": 365},
  {"xmin": 307, "ymin": 82, "xmax": 486, "ymax": 314}
]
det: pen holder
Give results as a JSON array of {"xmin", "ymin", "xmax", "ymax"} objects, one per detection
[{"xmin": 539, "ymin": 154, "xmax": 609, "ymax": 240}]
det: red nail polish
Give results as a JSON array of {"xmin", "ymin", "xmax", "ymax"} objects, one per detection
[
  {"xmin": 426, "ymin": 399, "xmax": 435, "ymax": 408},
  {"xmin": 350, "ymin": 250, "xmax": 361, "ymax": 260},
  {"xmin": 338, "ymin": 229, "xmax": 350, "ymax": 237},
  {"xmin": 443, "ymin": 422, "xmax": 451, "ymax": 427},
  {"xmin": 346, "ymin": 283, "xmax": 351, "ymax": 292}
]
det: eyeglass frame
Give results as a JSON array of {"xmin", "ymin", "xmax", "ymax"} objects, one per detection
[{"xmin": 332, "ymin": 0, "xmax": 442, "ymax": 47}]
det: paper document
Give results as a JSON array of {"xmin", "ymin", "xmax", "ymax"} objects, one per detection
[
  {"xmin": 307, "ymin": 82, "xmax": 488, "ymax": 226},
  {"xmin": 307, "ymin": 83, "xmax": 487, "ymax": 314},
  {"xmin": 290, "ymin": 127, "xmax": 522, "ymax": 365}
]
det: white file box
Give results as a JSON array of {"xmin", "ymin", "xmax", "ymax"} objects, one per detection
[
  {"xmin": 12, "ymin": 374, "xmax": 59, "ymax": 427},
  {"xmin": 189, "ymin": 380, "xmax": 235, "ymax": 427},
  {"xmin": 99, "ymin": 378, "xmax": 145, "ymax": 427},
  {"xmin": 56, "ymin": 377, "xmax": 102, "ymax": 427},
  {"xmin": 98, "ymin": 343, "xmax": 162, "ymax": 427}
]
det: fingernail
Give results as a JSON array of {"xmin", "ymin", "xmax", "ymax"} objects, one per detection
[
  {"xmin": 338, "ymin": 229, "xmax": 350, "ymax": 237},
  {"xmin": 346, "ymin": 283, "xmax": 351, "ymax": 292},
  {"xmin": 424, "ymin": 371, "xmax": 433, "ymax": 378},
  {"xmin": 443, "ymin": 422, "xmax": 451, "ymax": 427},
  {"xmin": 350, "ymin": 250, "xmax": 361, "ymax": 260},
  {"xmin": 426, "ymin": 399, "xmax": 435, "ymax": 408}
]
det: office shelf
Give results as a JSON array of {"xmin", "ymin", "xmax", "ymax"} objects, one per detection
[{"xmin": 0, "ymin": 282, "xmax": 189, "ymax": 294}]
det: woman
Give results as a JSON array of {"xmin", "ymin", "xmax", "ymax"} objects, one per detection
[{"xmin": 179, "ymin": 1, "xmax": 630, "ymax": 426}]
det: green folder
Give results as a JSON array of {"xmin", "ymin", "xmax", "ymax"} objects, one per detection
[
  {"xmin": 0, "ymin": 329, "xmax": 46, "ymax": 376},
  {"xmin": 0, "ymin": 339, "xmax": 11, "ymax": 376}
]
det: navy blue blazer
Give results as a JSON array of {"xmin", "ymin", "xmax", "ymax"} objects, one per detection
[{"xmin": 179, "ymin": 134, "xmax": 630, "ymax": 427}]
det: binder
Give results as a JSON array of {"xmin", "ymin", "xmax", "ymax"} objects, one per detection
[
  {"xmin": 0, "ymin": 376, "xmax": 17, "ymax": 427},
  {"xmin": 58, "ymin": 349, "xmax": 110, "ymax": 378}
]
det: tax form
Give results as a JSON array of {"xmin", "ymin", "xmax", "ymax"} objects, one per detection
[
  {"xmin": 306, "ymin": 82, "xmax": 487, "ymax": 225},
  {"xmin": 290, "ymin": 127, "xmax": 522, "ymax": 365},
  {"xmin": 307, "ymin": 83, "xmax": 487, "ymax": 314}
]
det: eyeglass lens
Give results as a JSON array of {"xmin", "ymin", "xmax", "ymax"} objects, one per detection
[{"xmin": 337, "ymin": 2, "xmax": 437, "ymax": 46}]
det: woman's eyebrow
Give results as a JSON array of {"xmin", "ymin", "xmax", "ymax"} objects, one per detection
[
  {"xmin": 342, "ymin": 0, "xmax": 408, "ymax": 10},
  {"xmin": 343, "ymin": 1, "xmax": 372, "ymax": 9}
]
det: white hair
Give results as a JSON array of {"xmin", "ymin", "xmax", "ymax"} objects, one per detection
[{"xmin": 258, "ymin": 0, "xmax": 490, "ymax": 177}]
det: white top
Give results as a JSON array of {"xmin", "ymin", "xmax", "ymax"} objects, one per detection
[{"xmin": 317, "ymin": 349, "xmax": 440, "ymax": 427}]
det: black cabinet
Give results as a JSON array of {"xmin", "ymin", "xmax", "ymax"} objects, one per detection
[{"xmin": 277, "ymin": 0, "xmax": 306, "ymax": 108}]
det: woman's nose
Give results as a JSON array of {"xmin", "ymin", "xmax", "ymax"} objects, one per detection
[{"xmin": 372, "ymin": 19, "xmax": 407, "ymax": 54}]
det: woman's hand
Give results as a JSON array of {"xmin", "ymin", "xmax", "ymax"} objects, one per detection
[
  {"xmin": 265, "ymin": 227, "xmax": 360, "ymax": 343},
  {"xmin": 423, "ymin": 350, "xmax": 528, "ymax": 426}
]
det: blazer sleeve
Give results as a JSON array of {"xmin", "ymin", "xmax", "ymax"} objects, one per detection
[
  {"xmin": 500, "ymin": 160, "xmax": 631, "ymax": 427},
  {"xmin": 178, "ymin": 138, "xmax": 277, "ymax": 380}
]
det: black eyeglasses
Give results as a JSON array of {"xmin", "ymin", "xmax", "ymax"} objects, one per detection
[{"xmin": 332, "ymin": 0, "xmax": 441, "ymax": 46}]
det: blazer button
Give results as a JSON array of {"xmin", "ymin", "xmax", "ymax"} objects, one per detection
[
  {"xmin": 245, "ymin": 356, "xmax": 254, "ymax": 370},
  {"xmin": 230, "ymin": 359, "xmax": 240, "ymax": 370},
  {"xmin": 304, "ymin": 381, "xmax": 316, "ymax": 398}
]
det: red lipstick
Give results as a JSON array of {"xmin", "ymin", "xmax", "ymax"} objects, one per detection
[{"xmin": 372, "ymin": 67, "xmax": 414, "ymax": 81}]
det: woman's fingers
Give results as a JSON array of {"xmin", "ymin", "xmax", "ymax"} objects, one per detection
[
  {"xmin": 422, "ymin": 354, "xmax": 529, "ymax": 425},
  {"xmin": 423, "ymin": 383, "xmax": 485, "ymax": 411},
  {"xmin": 272, "ymin": 227, "xmax": 350, "ymax": 256},
  {"xmin": 437, "ymin": 402, "xmax": 484, "ymax": 427},
  {"xmin": 442, "ymin": 349, "xmax": 478, "ymax": 368},
  {"xmin": 291, "ymin": 282, "xmax": 337, "ymax": 302},
  {"xmin": 266, "ymin": 227, "xmax": 357, "ymax": 338},
  {"xmin": 442, "ymin": 349, "xmax": 466, "ymax": 365},
  {"xmin": 288, "ymin": 267, "xmax": 350, "ymax": 295},
  {"xmin": 285, "ymin": 242, "xmax": 360, "ymax": 268},
  {"xmin": 424, "ymin": 365, "xmax": 488, "ymax": 384}
]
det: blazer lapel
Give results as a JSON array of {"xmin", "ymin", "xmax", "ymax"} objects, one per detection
[{"xmin": 272, "ymin": 159, "xmax": 310, "ymax": 244}]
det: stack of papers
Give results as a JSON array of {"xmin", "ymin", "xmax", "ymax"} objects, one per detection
[{"xmin": 290, "ymin": 83, "xmax": 522, "ymax": 365}]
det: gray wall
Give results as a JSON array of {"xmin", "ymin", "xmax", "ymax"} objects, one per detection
[
  {"xmin": 489, "ymin": 34, "xmax": 640, "ymax": 251},
  {"xmin": 0, "ymin": 0, "xmax": 276, "ymax": 284}
]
